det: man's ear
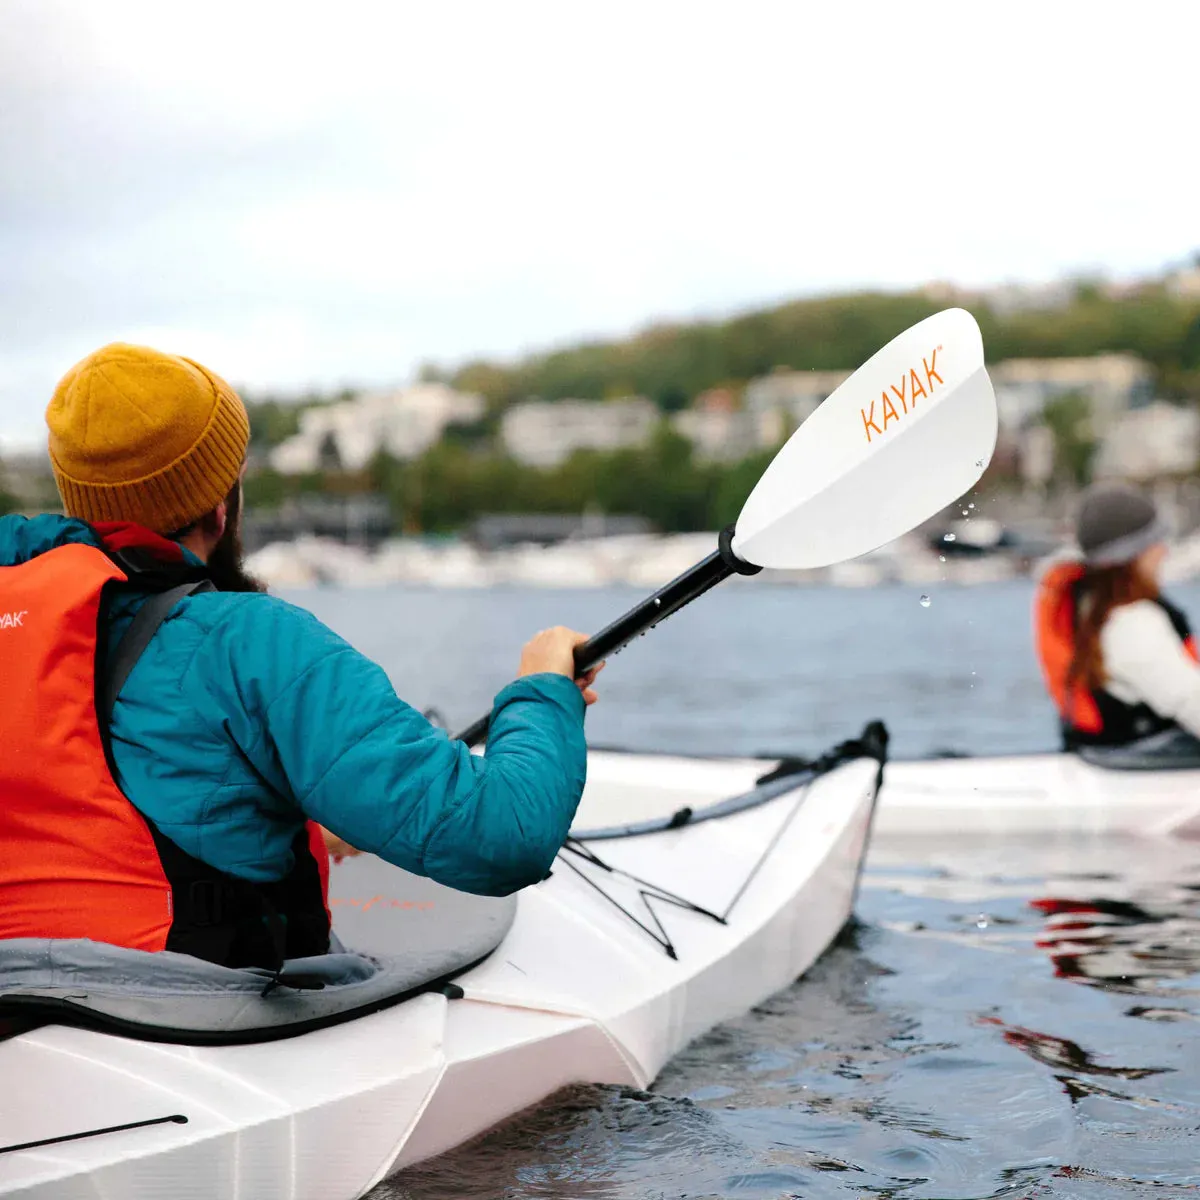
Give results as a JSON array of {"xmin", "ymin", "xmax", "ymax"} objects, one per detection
[{"xmin": 198, "ymin": 500, "xmax": 228, "ymax": 543}]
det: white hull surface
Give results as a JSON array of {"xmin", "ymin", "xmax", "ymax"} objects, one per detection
[
  {"xmin": 876, "ymin": 753, "xmax": 1200, "ymax": 839},
  {"xmin": 0, "ymin": 750, "xmax": 879, "ymax": 1200}
]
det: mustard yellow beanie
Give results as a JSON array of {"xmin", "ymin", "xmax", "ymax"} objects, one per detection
[{"xmin": 46, "ymin": 343, "xmax": 250, "ymax": 535}]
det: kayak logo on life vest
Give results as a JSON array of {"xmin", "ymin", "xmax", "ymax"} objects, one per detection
[
  {"xmin": 0, "ymin": 610, "xmax": 27, "ymax": 629},
  {"xmin": 860, "ymin": 346, "xmax": 944, "ymax": 443}
]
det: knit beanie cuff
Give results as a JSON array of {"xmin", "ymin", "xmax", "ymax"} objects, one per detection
[{"xmin": 51, "ymin": 378, "xmax": 249, "ymax": 534}]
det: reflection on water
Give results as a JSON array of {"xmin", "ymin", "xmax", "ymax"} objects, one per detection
[
  {"xmin": 382, "ymin": 836, "xmax": 1200, "ymax": 1199},
  {"xmin": 1033, "ymin": 894, "xmax": 1200, "ymax": 995}
]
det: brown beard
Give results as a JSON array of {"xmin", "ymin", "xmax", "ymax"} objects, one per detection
[{"xmin": 207, "ymin": 483, "xmax": 267, "ymax": 594}]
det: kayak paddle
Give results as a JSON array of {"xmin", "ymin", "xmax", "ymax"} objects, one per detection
[{"xmin": 455, "ymin": 307, "xmax": 998, "ymax": 746}]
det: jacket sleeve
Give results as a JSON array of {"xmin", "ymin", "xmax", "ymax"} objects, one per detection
[
  {"xmin": 202, "ymin": 596, "xmax": 588, "ymax": 896},
  {"xmin": 1102, "ymin": 601, "xmax": 1200, "ymax": 739}
]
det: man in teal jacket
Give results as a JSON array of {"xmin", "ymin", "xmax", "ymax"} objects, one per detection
[{"xmin": 3, "ymin": 342, "xmax": 597, "ymax": 923}]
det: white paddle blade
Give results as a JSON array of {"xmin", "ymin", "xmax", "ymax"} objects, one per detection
[{"xmin": 731, "ymin": 308, "xmax": 998, "ymax": 570}]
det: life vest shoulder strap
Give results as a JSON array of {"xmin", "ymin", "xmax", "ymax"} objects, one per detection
[{"xmin": 101, "ymin": 578, "xmax": 215, "ymax": 725}]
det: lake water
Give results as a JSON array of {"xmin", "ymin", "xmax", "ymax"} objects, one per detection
[{"xmin": 281, "ymin": 578, "xmax": 1200, "ymax": 1200}]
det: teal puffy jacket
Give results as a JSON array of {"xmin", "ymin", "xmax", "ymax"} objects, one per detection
[{"xmin": 0, "ymin": 515, "xmax": 588, "ymax": 895}]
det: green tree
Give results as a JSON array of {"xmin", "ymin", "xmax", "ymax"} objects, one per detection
[
  {"xmin": 710, "ymin": 446, "xmax": 778, "ymax": 527},
  {"xmin": 245, "ymin": 399, "xmax": 305, "ymax": 449},
  {"xmin": 439, "ymin": 282, "xmax": 1200, "ymax": 420},
  {"xmin": 1041, "ymin": 391, "xmax": 1097, "ymax": 487},
  {"xmin": 1181, "ymin": 314, "xmax": 1200, "ymax": 372},
  {"xmin": 242, "ymin": 467, "xmax": 296, "ymax": 510}
]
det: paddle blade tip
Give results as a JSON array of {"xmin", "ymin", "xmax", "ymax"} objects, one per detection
[{"xmin": 731, "ymin": 308, "xmax": 999, "ymax": 570}]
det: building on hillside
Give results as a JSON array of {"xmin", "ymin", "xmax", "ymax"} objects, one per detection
[
  {"xmin": 1093, "ymin": 403, "xmax": 1200, "ymax": 481},
  {"xmin": 1166, "ymin": 265, "xmax": 1200, "ymax": 299},
  {"xmin": 671, "ymin": 409, "xmax": 767, "ymax": 463},
  {"xmin": 989, "ymin": 354, "xmax": 1154, "ymax": 434},
  {"xmin": 499, "ymin": 397, "xmax": 659, "ymax": 468},
  {"xmin": 743, "ymin": 368, "xmax": 852, "ymax": 435},
  {"xmin": 1016, "ymin": 425, "xmax": 1056, "ymax": 487},
  {"xmin": 270, "ymin": 384, "xmax": 485, "ymax": 474},
  {"xmin": 691, "ymin": 386, "xmax": 739, "ymax": 414},
  {"xmin": 978, "ymin": 280, "xmax": 1076, "ymax": 315},
  {"xmin": 922, "ymin": 279, "xmax": 1080, "ymax": 314},
  {"xmin": 670, "ymin": 389, "xmax": 776, "ymax": 463}
]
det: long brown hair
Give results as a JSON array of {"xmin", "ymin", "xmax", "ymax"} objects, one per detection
[{"xmin": 1069, "ymin": 562, "xmax": 1159, "ymax": 691}]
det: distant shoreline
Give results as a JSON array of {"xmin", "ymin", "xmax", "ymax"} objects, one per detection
[{"xmin": 245, "ymin": 531, "xmax": 1033, "ymax": 592}]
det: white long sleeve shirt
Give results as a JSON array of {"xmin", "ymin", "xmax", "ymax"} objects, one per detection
[{"xmin": 1101, "ymin": 601, "xmax": 1200, "ymax": 739}]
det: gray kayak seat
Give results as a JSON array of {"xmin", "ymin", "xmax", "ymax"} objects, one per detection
[
  {"xmin": 0, "ymin": 859, "xmax": 517, "ymax": 1045},
  {"xmin": 1076, "ymin": 727, "xmax": 1200, "ymax": 771}
]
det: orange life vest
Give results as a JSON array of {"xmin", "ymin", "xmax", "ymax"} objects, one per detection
[
  {"xmin": 1033, "ymin": 559, "xmax": 1198, "ymax": 747},
  {"xmin": 0, "ymin": 537, "xmax": 330, "ymax": 967}
]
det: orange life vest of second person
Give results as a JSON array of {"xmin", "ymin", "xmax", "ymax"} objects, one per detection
[{"xmin": 1034, "ymin": 559, "xmax": 1199, "ymax": 747}]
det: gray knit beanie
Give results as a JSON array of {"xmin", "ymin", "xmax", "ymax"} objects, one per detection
[{"xmin": 1075, "ymin": 482, "xmax": 1166, "ymax": 567}]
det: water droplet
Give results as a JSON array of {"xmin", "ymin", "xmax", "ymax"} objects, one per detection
[
  {"xmin": 968, "ymin": 502, "xmax": 975, "ymax": 510},
  {"xmin": 938, "ymin": 554, "xmax": 946, "ymax": 563},
  {"xmin": 975, "ymin": 914, "xmax": 990, "ymax": 930},
  {"xmin": 961, "ymin": 509, "xmax": 970, "ymax": 517},
  {"xmin": 943, "ymin": 533, "xmax": 956, "ymax": 542},
  {"xmin": 919, "ymin": 594, "xmax": 931, "ymax": 608}
]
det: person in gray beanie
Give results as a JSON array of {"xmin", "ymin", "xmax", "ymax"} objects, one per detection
[
  {"xmin": 1076, "ymin": 482, "xmax": 1169, "ymax": 568},
  {"xmin": 1034, "ymin": 482, "xmax": 1200, "ymax": 754}
]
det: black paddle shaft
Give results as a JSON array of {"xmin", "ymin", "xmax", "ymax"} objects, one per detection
[{"xmin": 453, "ymin": 525, "xmax": 761, "ymax": 747}]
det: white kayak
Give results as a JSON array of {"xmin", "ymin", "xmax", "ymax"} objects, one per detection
[
  {"xmin": 875, "ymin": 749, "xmax": 1200, "ymax": 839},
  {"xmin": 0, "ymin": 734, "xmax": 882, "ymax": 1200}
]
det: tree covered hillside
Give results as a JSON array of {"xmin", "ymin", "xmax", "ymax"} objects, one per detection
[{"xmin": 444, "ymin": 281, "xmax": 1200, "ymax": 411}]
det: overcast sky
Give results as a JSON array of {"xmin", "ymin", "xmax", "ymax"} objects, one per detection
[{"xmin": 1, "ymin": 0, "xmax": 1195, "ymax": 447}]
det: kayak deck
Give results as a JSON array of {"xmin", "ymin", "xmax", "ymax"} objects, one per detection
[
  {"xmin": 876, "ymin": 753, "xmax": 1200, "ymax": 839},
  {"xmin": 0, "ymin": 748, "xmax": 880, "ymax": 1200}
]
